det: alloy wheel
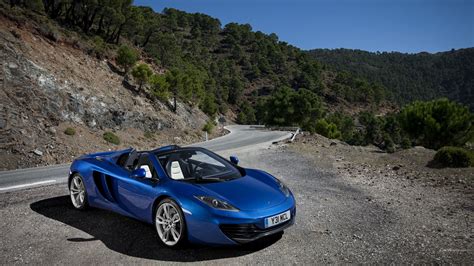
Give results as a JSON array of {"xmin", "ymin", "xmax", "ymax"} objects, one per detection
[
  {"xmin": 70, "ymin": 175, "xmax": 86, "ymax": 209},
  {"xmin": 155, "ymin": 202, "xmax": 183, "ymax": 246}
]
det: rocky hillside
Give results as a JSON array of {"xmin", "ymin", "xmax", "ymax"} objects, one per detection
[{"xmin": 0, "ymin": 15, "xmax": 221, "ymax": 170}]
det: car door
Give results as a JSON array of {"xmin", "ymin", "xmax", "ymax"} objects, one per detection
[{"xmin": 115, "ymin": 153, "xmax": 160, "ymax": 222}]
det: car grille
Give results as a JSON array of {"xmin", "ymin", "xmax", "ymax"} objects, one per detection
[{"xmin": 219, "ymin": 218, "xmax": 293, "ymax": 243}]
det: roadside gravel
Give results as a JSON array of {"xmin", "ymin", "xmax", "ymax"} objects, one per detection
[{"xmin": 0, "ymin": 140, "xmax": 472, "ymax": 264}]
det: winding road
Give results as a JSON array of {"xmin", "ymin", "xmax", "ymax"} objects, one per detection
[{"xmin": 0, "ymin": 125, "xmax": 291, "ymax": 192}]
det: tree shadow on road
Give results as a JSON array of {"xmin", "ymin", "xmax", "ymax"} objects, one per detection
[{"xmin": 30, "ymin": 196, "xmax": 281, "ymax": 262}]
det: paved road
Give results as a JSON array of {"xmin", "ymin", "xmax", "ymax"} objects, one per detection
[{"xmin": 0, "ymin": 125, "xmax": 291, "ymax": 192}]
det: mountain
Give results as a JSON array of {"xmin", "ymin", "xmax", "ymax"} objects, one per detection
[
  {"xmin": 1, "ymin": 1, "xmax": 471, "ymax": 166},
  {"xmin": 308, "ymin": 48, "xmax": 474, "ymax": 110},
  {"xmin": 0, "ymin": 9, "xmax": 223, "ymax": 170}
]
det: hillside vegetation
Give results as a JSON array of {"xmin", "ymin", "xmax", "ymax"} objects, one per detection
[
  {"xmin": 2, "ymin": 0, "xmax": 473, "ymax": 168},
  {"xmin": 308, "ymin": 48, "xmax": 474, "ymax": 111},
  {"xmin": 2, "ymin": 1, "xmax": 388, "ymax": 116}
]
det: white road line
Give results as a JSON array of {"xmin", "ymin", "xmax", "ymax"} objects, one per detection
[{"xmin": 0, "ymin": 180, "xmax": 57, "ymax": 191}]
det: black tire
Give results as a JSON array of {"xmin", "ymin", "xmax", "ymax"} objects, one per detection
[
  {"xmin": 69, "ymin": 174, "xmax": 89, "ymax": 210},
  {"xmin": 154, "ymin": 198, "xmax": 187, "ymax": 248}
]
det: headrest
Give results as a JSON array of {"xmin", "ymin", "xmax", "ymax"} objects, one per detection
[{"xmin": 170, "ymin": 161, "xmax": 184, "ymax": 180}]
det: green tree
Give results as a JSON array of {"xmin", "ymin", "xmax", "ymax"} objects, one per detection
[
  {"xmin": 398, "ymin": 98, "xmax": 473, "ymax": 149},
  {"xmin": 116, "ymin": 45, "xmax": 138, "ymax": 73},
  {"xmin": 199, "ymin": 93, "xmax": 218, "ymax": 117},
  {"xmin": 314, "ymin": 119, "xmax": 341, "ymax": 139},
  {"xmin": 131, "ymin": 63, "xmax": 153, "ymax": 90},
  {"xmin": 149, "ymin": 74, "xmax": 170, "ymax": 101},
  {"xmin": 327, "ymin": 112, "xmax": 355, "ymax": 141},
  {"xmin": 264, "ymin": 86, "xmax": 295, "ymax": 126},
  {"xmin": 292, "ymin": 89, "xmax": 325, "ymax": 131},
  {"xmin": 237, "ymin": 101, "xmax": 256, "ymax": 124}
]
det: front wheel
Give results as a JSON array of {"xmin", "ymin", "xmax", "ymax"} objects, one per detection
[
  {"xmin": 69, "ymin": 174, "xmax": 89, "ymax": 210},
  {"xmin": 155, "ymin": 198, "xmax": 186, "ymax": 247}
]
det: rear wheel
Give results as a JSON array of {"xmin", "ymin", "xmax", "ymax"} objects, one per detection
[
  {"xmin": 155, "ymin": 198, "xmax": 186, "ymax": 247},
  {"xmin": 70, "ymin": 174, "xmax": 88, "ymax": 210}
]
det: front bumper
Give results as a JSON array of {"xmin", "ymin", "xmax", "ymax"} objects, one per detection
[
  {"xmin": 185, "ymin": 195, "xmax": 296, "ymax": 245},
  {"xmin": 219, "ymin": 214, "xmax": 295, "ymax": 244}
]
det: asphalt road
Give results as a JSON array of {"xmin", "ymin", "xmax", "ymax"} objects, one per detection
[{"xmin": 0, "ymin": 125, "xmax": 291, "ymax": 192}]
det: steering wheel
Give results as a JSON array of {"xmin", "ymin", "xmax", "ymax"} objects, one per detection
[{"xmin": 191, "ymin": 161, "xmax": 206, "ymax": 177}]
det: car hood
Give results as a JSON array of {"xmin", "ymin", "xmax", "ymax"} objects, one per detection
[{"xmin": 193, "ymin": 172, "xmax": 287, "ymax": 211}]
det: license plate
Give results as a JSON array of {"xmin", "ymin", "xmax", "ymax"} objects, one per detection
[{"xmin": 265, "ymin": 210, "xmax": 291, "ymax": 228}]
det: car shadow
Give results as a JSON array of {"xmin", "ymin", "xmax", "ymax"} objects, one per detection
[{"xmin": 30, "ymin": 196, "xmax": 281, "ymax": 262}]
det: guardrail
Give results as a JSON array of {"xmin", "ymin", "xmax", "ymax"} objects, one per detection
[
  {"xmin": 249, "ymin": 125, "xmax": 300, "ymax": 131},
  {"xmin": 249, "ymin": 125, "xmax": 301, "ymax": 142}
]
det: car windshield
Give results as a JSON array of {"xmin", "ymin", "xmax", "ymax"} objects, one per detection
[{"xmin": 156, "ymin": 148, "xmax": 241, "ymax": 182}]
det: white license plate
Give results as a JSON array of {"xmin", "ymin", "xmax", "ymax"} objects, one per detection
[{"xmin": 265, "ymin": 210, "xmax": 291, "ymax": 228}]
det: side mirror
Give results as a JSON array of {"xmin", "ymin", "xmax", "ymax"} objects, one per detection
[
  {"xmin": 131, "ymin": 168, "xmax": 146, "ymax": 179},
  {"xmin": 230, "ymin": 155, "xmax": 239, "ymax": 165}
]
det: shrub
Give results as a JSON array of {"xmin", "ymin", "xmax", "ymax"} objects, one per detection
[
  {"xmin": 327, "ymin": 112, "xmax": 355, "ymax": 141},
  {"xmin": 236, "ymin": 101, "xmax": 256, "ymax": 124},
  {"xmin": 149, "ymin": 74, "xmax": 170, "ymax": 101},
  {"xmin": 398, "ymin": 98, "xmax": 473, "ymax": 150},
  {"xmin": 103, "ymin": 132, "xmax": 120, "ymax": 145},
  {"xmin": 383, "ymin": 133, "xmax": 395, "ymax": 153},
  {"xmin": 401, "ymin": 135, "xmax": 412, "ymax": 149},
  {"xmin": 64, "ymin": 127, "xmax": 76, "ymax": 136},
  {"xmin": 200, "ymin": 93, "xmax": 218, "ymax": 117},
  {"xmin": 116, "ymin": 45, "xmax": 138, "ymax": 72},
  {"xmin": 202, "ymin": 120, "xmax": 215, "ymax": 134},
  {"xmin": 264, "ymin": 87, "xmax": 324, "ymax": 129},
  {"xmin": 38, "ymin": 22, "xmax": 59, "ymax": 42},
  {"xmin": 131, "ymin": 63, "xmax": 153, "ymax": 90},
  {"xmin": 144, "ymin": 131, "xmax": 154, "ymax": 139},
  {"xmin": 314, "ymin": 119, "xmax": 341, "ymax": 139},
  {"xmin": 433, "ymin": 146, "xmax": 474, "ymax": 168},
  {"xmin": 89, "ymin": 36, "xmax": 106, "ymax": 59}
]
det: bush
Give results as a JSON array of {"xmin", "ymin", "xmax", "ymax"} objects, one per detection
[
  {"xmin": 64, "ymin": 127, "xmax": 76, "ymax": 136},
  {"xmin": 327, "ymin": 112, "xmax": 355, "ymax": 141},
  {"xmin": 401, "ymin": 135, "xmax": 412, "ymax": 149},
  {"xmin": 38, "ymin": 22, "xmax": 59, "ymax": 42},
  {"xmin": 383, "ymin": 133, "xmax": 395, "ymax": 153},
  {"xmin": 433, "ymin": 146, "xmax": 474, "ymax": 168},
  {"xmin": 398, "ymin": 98, "xmax": 473, "ymax": 150},
  {"xmin": 200, "ymin": 93, "xmax": 218, "ymax": 117},
  {"xmin": 116, "ymin": 45, "xmax": 138, "ymax": 72},
  {"xmin": 89, "ymin": 36, "xmax": 106, "ymax": 59},
  {"xmin": 131, "ymin": 63, "xmax": 153, "ymax": 90},
  {"xmin": 314, "ymin": 119, "xmax": 341, "ymax": 139},
  {"xmin": 144, "ymin": 131, "xmax": 154, "ymax": 139},
  {"xmin": 264, "ymin": 87, "xmax": 324, "ymax": 129},
  {"xmin": 103, "ymin": 132, "xmax": 120, "ymax": 145},
  {"xmin": 149, "ymin": 74, "xmax": 170, "ymax": 101},
  {"xmin": 202, "ymin": 120, "xmax": 215, "ymax": 134},
  {"xmin": 236, "ymin": 101, "xmax": 256, "ymax": 124}
]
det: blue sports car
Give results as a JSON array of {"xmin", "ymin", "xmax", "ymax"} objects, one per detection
[{"xmin": 68, "ymin": 145, "xmax": 295, "ymax": 247}]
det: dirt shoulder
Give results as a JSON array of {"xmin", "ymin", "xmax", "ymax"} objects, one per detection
[{"xmin": 287, "ymin": 133, "xmax": 473, "ymax": 262}]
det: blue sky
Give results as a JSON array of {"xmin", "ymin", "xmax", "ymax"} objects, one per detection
[{"xmin": 134, "ymin": 0, "xmax": 474, "ymax": 53}]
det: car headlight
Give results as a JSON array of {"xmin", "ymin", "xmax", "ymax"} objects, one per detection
[
  {"xmin": 276, "ymin": 179, "xmax": 291, "ymax": 197},
  {"xmin": 195, "ymin": 196, "xmax": 239, "ymax": 211}
]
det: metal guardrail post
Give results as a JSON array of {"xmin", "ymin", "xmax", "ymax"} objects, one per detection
[{"xmin": 290, "ymin": 128, "xmax": 300, "ymax": 142}]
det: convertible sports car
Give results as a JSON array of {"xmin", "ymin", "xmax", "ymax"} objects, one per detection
[{"xmin": 68, "ymin": 145, "xmax": 295, "ymax": 247}]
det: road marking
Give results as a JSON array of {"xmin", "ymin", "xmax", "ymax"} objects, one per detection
[{"xmin": 0, "ymin": 180, "xmax": 57, "ymax": 191}]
